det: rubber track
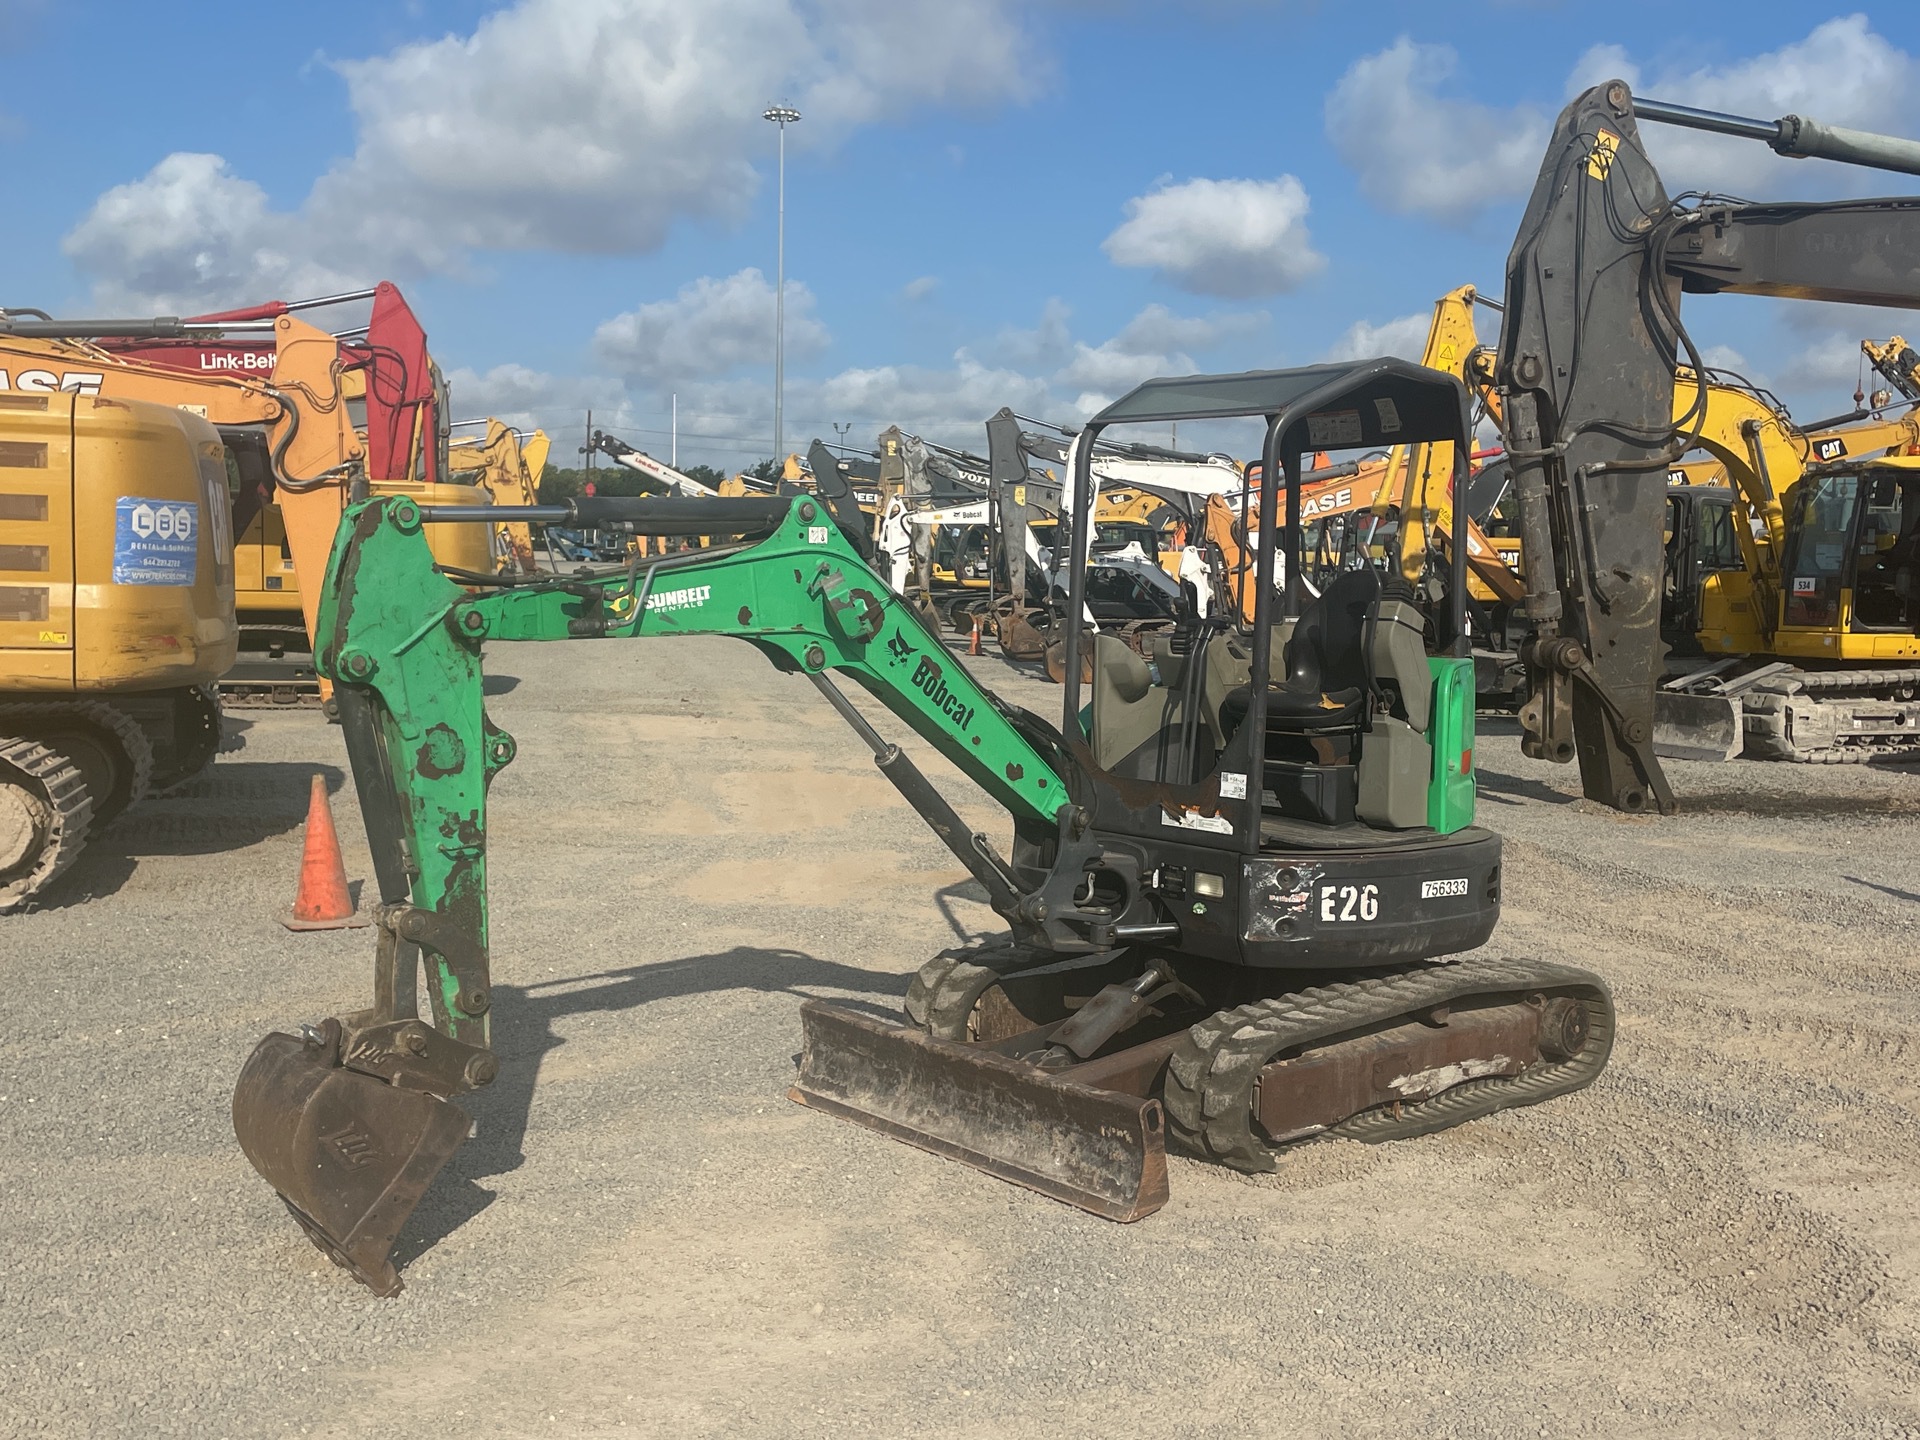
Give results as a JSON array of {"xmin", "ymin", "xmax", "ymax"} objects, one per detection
[
  {"xmin": 0, "ymin": 735, "xmax": 93, "ymax": 911},
  {"xmin": 905, "ymin": 942, "xmax": 1047, "ymax": 1041},
  {"xmin": 0, "ymin": 700, "xmax": 153, "ymax": 831},
  {"xmin": 1163, "ymin": 955, "xmax": 1614, "ymax": 1173}
]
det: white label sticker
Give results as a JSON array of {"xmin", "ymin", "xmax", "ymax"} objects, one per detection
[
  {"xmin": 1304, "ymin": 409, "xmax": 1363, "ymax": 447},
  {"xmin": 1218, "ymin": 771, "xmax": 1247, "ymax": 800},
  {"xmin": 1373, "ymin": 397, "xmax": 1402, "ymax": 433},
  {"xmin": 645, "ymin": 583, "xmax": 712, "ymax": 613},
  {"xmin": 807, "ymin": 526, "xmax": 829, "ymax": 544},
  {"xmin": 1792, "ymin": 576, "xmax": 1818, "ymax": 593},
  {"xmin": 1161, "ymin": 807, "xmax": 1234, "ymax": 835},
  {"xmin": 1420, "ymin": 877, "xmax": 1470, "ymax": 899}
]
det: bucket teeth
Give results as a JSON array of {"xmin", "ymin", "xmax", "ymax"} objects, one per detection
[
  {"xmin": 232, "ymin": 1030, "xmax": 470, "ymax": 1297},
  {"xmin": 788, "ymin": 999, "xmax": 1169, "ymax": 1222}
]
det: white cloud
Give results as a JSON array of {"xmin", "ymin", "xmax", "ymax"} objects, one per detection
[
  {"xmin": 1325, "ymin": 38, "xmax": 1548, "ymax": 223},
  {"xmin": 1321, "ymin": 311, "xmax": 1432, "ymax": 363},
  {"xmin": 1698, "ymin": 344, "xmax": 1750, "ymax": 374},
  {"xmin": 1109, "ymin": 302, "xmax": 1264, "ymax": 356},
  {"xmin": 1571, "ymin": 17, "xmax": 1919, "ymax": 198},
  {"xmin": 1102, "ymin": 176, "xmax": 1327, "ymax": 298},
  {"xmin": 1329, "ymin": 19, "xmax": 1920, "ymax": 227},
  {"xmin": 64, "ymin": 0, "xmax": 1041, "ymax": 308},
  {"xmin": 900, "ymin": 275, "xmax": 939, "ymax": 302},
  {"xmin": 592, "ymin": 269, "xmax": 827, "ymax": 384},
  {"xmin": 62, "ymin": 154, "xmax": 358, "ymax": 312},
  {"xmin": 455, "ymin": 297, "xmax": 1264, "ymax": 474},
  {"xmin": 992, "ymin": 297, "xmax": 1077, "ymax": 369},
  {"xmin": 1051, "ymin": 304, "xmax": 1267, "ymax": 412}
]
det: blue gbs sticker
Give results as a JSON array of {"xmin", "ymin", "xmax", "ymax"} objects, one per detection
[{"xmin": 114, "ymin": 497, "xmax": 199, "ymax": 585}]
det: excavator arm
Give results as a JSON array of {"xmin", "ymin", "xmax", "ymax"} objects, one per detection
[
  {"xmin": 234, "ymin": 489, "xmax": 1083, "ymax": 1294},
  {"xmin": 1497, "ymin": 80, "xmax": 1920, "ymax": 813}
]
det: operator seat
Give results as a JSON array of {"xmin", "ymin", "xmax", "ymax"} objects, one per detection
[{"xmin": 1217, "ymin": 568, "xmax": 1382, "ymax": 739}]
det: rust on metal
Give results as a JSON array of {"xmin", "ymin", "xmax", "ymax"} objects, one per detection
[
  {"xmin": 1253, "ymin": 999, "xmax": 1546, "ymax": 1145},
  {"xmin": 789, "ymin": 1000, "xmax": 1169, "ymax": 1222}
]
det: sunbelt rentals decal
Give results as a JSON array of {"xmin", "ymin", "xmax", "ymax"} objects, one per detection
[{"xmin": 645, "ymin": 584, "xmax": 711, "ymax": 614}]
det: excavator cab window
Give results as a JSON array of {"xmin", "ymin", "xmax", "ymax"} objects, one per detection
[
  {"xmin": 1064, "ymin": 359, "xmax": 1476, "ymax": 847},
  {"xmin": 1781, "ymin": 470, "xmax": 1920, "ymax": 633},
  {"xmin": 1851, "ymin": 471, "xmax": 1920, "ymax": 633},
  {"xmin": 1696, "ymin": 498, "xmax": 1741, "ymax": 572},
  {"xmin": 1782, "ymin": 475, "xmax": 1856, "ymax": 627}
]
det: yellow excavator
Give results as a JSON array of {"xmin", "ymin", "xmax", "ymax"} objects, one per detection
[
  {"xmin": 0, "ymin": 389, "xmax": 237, "ymax": 908},
  {"xmin": 449, "ymin": 419, "xmax": 548, "ymax": 574},
  {"xmin": 9, "ymin": 284, "xmax": 493, "ymax": 704},
  {"xmin": 1656, "ymin": 374, "xmax": 1920, "ymax": 760}
]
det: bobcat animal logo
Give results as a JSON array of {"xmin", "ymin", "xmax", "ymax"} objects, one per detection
[
  {"xmin": 323, "ymin": 1125, "xmax": 377, "ymax": 1169},
  {"xmin": 886, "ymin": 631, "xmax": 915, "ymax": 666}
]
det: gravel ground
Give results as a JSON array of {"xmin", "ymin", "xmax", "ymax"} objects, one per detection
[{"xmin": 4, "ymin": 633, "xmax": 1920, "ymax": 1438}]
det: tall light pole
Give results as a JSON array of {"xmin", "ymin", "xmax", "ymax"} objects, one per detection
[{"xmin": 763, "ymin": 104, "xmax": 801, "ymax": 463}]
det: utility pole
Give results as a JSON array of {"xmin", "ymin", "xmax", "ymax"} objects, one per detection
[
  {"xmin": 763, "ymin": 103, "xmax": 801, "ymax": 464},
  {"xmin": 833, "ymin": 421, "xmax": 851, "ymax": 452},
  {"xmin": 671, "ymin": 393, "xmax": 678, "ymax": 469}
]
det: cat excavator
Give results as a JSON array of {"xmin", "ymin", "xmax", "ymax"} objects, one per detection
[
  {"xmin": 231, "ymin": 357, "xmax": 1613, "ymax": 1295},
  {"xmin": 1493, "ymin": 83, "xmax": 1920, "ymax": 810},
  {"xmin": 1655, "ymin": 379, "xmax": 1920, "ymax": 760}
]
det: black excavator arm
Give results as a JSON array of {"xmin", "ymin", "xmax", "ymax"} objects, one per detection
[{"xmin": 1496, "ymin": 80, "xmax": 1920, "ymax": 812}]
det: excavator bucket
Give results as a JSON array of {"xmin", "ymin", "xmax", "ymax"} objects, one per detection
[
  {"xmin": 1653, "ymin": 691, "xmax": 1744, "ymax": 762},
  {"xmin": 232, "ymin": 1028, "xmax": 471, "ymax": 1297},
  {"xmin": 788, "ymin": 1000, "xmax": 1170, "ymax": 1222}
]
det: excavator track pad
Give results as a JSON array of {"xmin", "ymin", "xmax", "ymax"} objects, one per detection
[
  {"xmin": 232, "ymin": 1025, "xmax": 470, "ymax": 1297},
  {"xmin": 790, "ymin": 1000, "xmax": 1170, "ymax": 1222}
]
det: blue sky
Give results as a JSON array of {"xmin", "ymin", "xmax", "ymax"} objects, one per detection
[{"xmin": 4, "ymin": 1, "xmax": 1917, "ymax": 470}]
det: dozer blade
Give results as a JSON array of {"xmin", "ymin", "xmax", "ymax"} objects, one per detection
[
  {"xmin": 788, "ymin": 1000, "xmax": 1169, "ymax": 1222},
  {"xmin": 1653, "ymin": 691, "xmax": 1743, "ymax": 762},
  {"xmin": 232, "ymin": 1030, "xmax": 470, "ymax": 1297}
]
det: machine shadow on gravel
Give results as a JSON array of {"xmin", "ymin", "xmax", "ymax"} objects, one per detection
[
  {"xmin": 390, "ymin": 944, "xmax": 912, "ymax": 1266},
  {"xmin": 35, "ymin": 760, "xmax": 346, "ymax": 911},
  {"xmin": 1472, "ymin": 770, "xmax": 1579, "ymax": 807}
]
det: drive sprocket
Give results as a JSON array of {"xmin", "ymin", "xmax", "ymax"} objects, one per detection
[{"xmin": 153, "ymin": 684, "xmax": 223, "ymax": 789}]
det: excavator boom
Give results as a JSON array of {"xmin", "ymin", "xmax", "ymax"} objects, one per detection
[{"xmin": 232, "ymin": 487, "xmax": 1121, "ymax": 1291}]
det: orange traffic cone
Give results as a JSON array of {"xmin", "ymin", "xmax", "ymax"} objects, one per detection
[
  {"xmin": 969, "ymin": 615, "xmax": 982, "ymax": 656},
  {"xmin": 282, "ymin": 775, "xmax": 369, "ymax": 931}
]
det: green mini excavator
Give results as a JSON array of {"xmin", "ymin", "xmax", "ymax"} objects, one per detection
[{"xmin": 232, "ymin": 359, "xmax": 1613, "ymax": 1296}]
